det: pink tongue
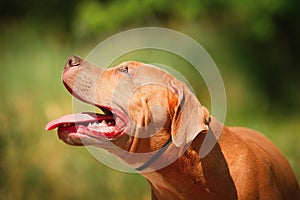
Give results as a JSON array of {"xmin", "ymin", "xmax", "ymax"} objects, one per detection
[{"xmin": 45, "ymin": 112, "xmax": 113, "ymax": 131}]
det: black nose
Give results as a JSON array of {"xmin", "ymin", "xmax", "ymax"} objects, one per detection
[{"xmin": 65, "ymin": 56, "xmax": 83, "ymax": 69}]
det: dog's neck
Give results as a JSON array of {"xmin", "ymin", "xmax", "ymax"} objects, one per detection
[{"xmin": 142, "ymin": 118, "xmax": 238, "ymax": 199}]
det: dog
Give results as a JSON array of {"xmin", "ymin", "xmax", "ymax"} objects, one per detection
[{"xmin": 46, "ymin": 56, "xmax": 299, "ymax": 199}]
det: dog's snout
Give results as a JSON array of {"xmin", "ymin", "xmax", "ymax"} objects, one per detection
[{"xmin": 65, "ymin": 56, "xmax": 83, "ymax": 69}]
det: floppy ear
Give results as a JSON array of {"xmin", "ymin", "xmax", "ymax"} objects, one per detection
[{"xmin": 169, "ymin": 79, "xmax": 210, "ymax": 147}]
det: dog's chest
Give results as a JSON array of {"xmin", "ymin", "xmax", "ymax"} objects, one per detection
[{"xmin": 145, "ymin": 172, "xmax": 184, "ymax": 199}]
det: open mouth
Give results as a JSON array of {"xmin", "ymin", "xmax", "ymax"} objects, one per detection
[{"xmin": 46, "ymin": 106, "xmax": 128, "ymax": 141}]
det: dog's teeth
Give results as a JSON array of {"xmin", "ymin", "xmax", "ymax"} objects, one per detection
[
  {"xmin": 108, "ymin": 121, "xmax": 114, "ymax": 126},
  {"xmin": 86, "ymin": 120, "xmax": 117, "ymax": 133},
  {"xmin": 101, "ymin": 120, "xmax": 108, "ymax": 125},
  {"xmin": 92, "ymin": 122, "xmax": 98, "ymax": 126}
]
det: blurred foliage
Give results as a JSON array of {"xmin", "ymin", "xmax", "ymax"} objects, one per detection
[{"xmin": 0, "ymin": 0, "xmax": 299, "ymax": 199}]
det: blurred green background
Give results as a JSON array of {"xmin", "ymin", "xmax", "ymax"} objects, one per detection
[{"xmin": 1, "ymin": 0, "xmax": 299, "ymax": 199}]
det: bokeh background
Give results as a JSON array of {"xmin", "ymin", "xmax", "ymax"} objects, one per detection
[{"xmin": 1, "ymin": 0, "xmax": 299, "ymax": 199}]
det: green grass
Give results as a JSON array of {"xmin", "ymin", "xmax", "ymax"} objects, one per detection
[{"xmin": 0, "ymin": 23, "xmax": 299, "ymax": 200}]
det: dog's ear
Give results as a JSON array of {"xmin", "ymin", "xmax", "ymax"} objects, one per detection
[{"xmin": 169, "ymin": 79, "xmax": 210, "ymax": 147}]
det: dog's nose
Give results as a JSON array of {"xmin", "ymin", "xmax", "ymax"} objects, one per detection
[{"xmin": 65, "ymin": 56, "xmax": 83, "ymax": 69}]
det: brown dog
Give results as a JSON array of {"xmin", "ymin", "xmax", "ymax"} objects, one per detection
[{"xmin": 46, "ymin": 56, "xmax": 299, "ymax": 199}]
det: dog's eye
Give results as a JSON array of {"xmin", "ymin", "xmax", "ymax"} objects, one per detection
[{"xmin": 119, "ymin": 66, "xmax": 129, "ymax": 74}]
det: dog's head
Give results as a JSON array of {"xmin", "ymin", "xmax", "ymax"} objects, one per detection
[{"xmin": 46, "ymin": 56, "xmax": 209, "ymax": 156}]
